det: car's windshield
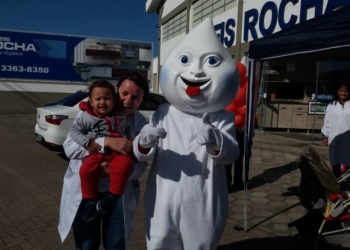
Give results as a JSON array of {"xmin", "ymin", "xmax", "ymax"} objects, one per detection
[
  {"xmin": 44, "ymin": 91, "xmax": 167, "ymax": 109},
  {"xmin": 44, "ymin": 91, "xmax": 89, "ymax": 107},
  {"xmin": 139, "ymin": 93, "xmax": 168, "ymax": 111}
]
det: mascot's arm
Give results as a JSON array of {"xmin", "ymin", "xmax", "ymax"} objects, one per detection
[
  {"xmin": 132, "ymin": 111, "xmax": 166, "ymax": 162},
  {"xmin": 133, "ymin": 138, "xmax": 156, "ymax": 162},
  {"xmin": 207, "ymin": 112, "xmax": 239, "ymax": 164}
]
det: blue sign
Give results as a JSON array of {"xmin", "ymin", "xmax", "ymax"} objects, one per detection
[
  {"xmin": 316, "ymin": 94, "xmax": 333, "ymax": 102},
  {"xmin": 215, "ymin": 18, "xmax": 236, "ymax": 47},
  {"xmin": 243, "ymin": 0, "xmax": 349, "ymax": 42},
  {"xmin": 243, "ymin": 0, "xmax": 350, "ymax": 42},
  {"xmin": 0, "ymin": 30, "xmax": 85, "ymax": 81},
  {"xmin": 213, "ymin": 0, "xmax": 349, "ymax": 47}
]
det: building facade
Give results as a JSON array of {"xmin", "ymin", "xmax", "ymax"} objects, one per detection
[
  {"xmin": 0, "ymin": 30, "xmax": 152, "ymax": 113},
  {"xmin": 146, "ymin": 0, "xmax": 350, "ymax": 132}
]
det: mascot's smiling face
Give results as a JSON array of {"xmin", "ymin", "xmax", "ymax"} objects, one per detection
[{"xmin": 159, "ymin": 18, "xmax": 240, "ymax": 115}]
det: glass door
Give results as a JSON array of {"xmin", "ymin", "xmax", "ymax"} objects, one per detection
[{"xmin": 309, "ymin": 60, "xmax": 350, "ymax": 144}]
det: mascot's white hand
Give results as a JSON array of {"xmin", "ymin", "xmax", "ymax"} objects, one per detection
[
  {"xmin": 196, "ymin": 113, "xmax": 222, "ymax": 149},
  {"xmin": 139, "ymin": 114, "xmax": 167, "ymax": 148}
]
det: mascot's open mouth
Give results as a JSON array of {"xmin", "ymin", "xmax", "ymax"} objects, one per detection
[
  {"xmin": 180, "ymin": 76, "xmax": 210, "ymax": 96},
  {"xmin": 180, "ymin": 77, "xmax": 209, "ymax": 86}
]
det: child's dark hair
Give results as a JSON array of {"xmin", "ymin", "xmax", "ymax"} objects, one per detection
[
  {"xmin": 88, "ymin": 80, "xmax": 116, "ymax": 99},
  {"xmin": 331, "ymin": 83, "xmax": 350, "ymax": 105},
  {"xmin": 117, "ymin": 71, "xmax": 149, "ymax": 101}
]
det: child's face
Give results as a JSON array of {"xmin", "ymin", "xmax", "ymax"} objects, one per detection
[{"xmin": 89, "ymin": 87, "xmax": 114, "ymax": 115}]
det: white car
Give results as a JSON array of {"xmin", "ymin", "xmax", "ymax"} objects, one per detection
[{"xmin": 34, "ymin": 90, "xmax": 168, "ymax": 147}]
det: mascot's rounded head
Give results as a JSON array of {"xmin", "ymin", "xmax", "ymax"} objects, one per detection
[{"xmin": 159, "ymin": 18, "xmax": 240, "ymax": 115}]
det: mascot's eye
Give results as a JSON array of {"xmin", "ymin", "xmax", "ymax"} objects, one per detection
[
  {"xmin": 204, "ymin": 56, "xmax": 220, "ymax": 66},
  {"xmin": 180, "ymin": 55, "xmax": 189, "ymax": 64},
  {"xmin": 208, "ymin": 57, "xmax": 217, "ymax": 65}
]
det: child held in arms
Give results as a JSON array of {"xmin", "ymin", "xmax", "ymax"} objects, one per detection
[{"xmin": 69, "ymin": 79, "xmax": 133, "ymax": 221}]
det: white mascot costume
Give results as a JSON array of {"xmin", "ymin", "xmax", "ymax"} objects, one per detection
[{"xmin": 133, "ymin": 18, "xmax": 240, "ymax": 250}]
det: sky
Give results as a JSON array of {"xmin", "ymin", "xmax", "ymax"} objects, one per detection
[{"xmin": 0, "ymin": 0, "xmax": 159, "ymax": 56}]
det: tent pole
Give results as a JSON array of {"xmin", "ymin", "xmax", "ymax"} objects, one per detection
[
  {"xmin": 262, "ymin": 61, "xmax": 269, "ymax": 133},
  {"xmin": 311, "ymin": 61, "xmax": 320, "ymax": 144},
  {"xmin": 244, "ymin": 60, "xmax": 254, "ymax": 232},
  {"xmin": 244, "ymin": 59, "xmax": 261, "ymax": 232}
]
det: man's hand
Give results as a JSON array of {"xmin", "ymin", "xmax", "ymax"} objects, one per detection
[
  {"xmin": 139, "ymin": 115, "xmax": 167, "ymax": 148},
  {"xmin": 105, "ymin": 137, "xmax": 133, "ymax": 155},
  {"xmin": 87, "ymin": 139, "xmax": 101, "ymax": 155}
]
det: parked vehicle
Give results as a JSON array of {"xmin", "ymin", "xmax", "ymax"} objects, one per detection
[{"xmin": 34, "ymin": 89, "xmax": 168, "ymax": 147}]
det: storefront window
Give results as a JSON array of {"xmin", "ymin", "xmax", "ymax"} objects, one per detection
[
  {"xmin": 257, "ymin": 60, "xmax": 317, "ymax": 133},
  {"xmin": 309, "ymin": 61, "xmax": 350, "ymax": 143},
  {"xmin": 317, "ymin": 61, "xmax": 350, "ymax": 94},
  {"xmin": 257, "ymin": 59, "xmax": 350, "ymax": 144}
]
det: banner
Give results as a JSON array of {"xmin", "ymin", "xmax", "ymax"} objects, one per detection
[
  {"xmin": 0, "ymin": 30, "xmax": 85, "ymax": 81},
  {"xmin": 0, "ymin": 30, "xmax": 152, "ymax": 82}
]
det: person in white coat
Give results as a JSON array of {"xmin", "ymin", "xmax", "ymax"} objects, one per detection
[
  {"xmin": 321, "ymin": 83, "xmax": 350, "ymax": 178},
  {"xmin": 132, "ymin": 19, "xmax": 240, "ymax": 250},
  {"xmin": 58, "ymin": 72, "xmax": 149, "ymax": 250}
]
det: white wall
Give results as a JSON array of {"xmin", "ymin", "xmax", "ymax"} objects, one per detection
[
  {"xmin": 157, "ymin": 0, "xmax": 347, "ymax": 54},
  {"xmin": 152, "ymin": 57, "xmax": 159, "ymax": 74},
  {"xmin": 74, "ymin": 40, "xmax": 86, "ymax": 64},
  {"xmin": 160, "ymin": 5, "xmax": 238, "ymax": 64},
  {"xmin": 0, "ymin": 80, "xmax": 86, "ymax": 93},
  {"xmin": 139, "ymin": 48, "xmax": 152, "ymax": 62},
  {"xmin": 160, "ymin": 33, "xmax": 186, "ymax": 65},
  {"xmin": 90, "ymin": 67, "xmax": 112, "ymax": 78},
  {"xmin": 162, "ymin": 0, "xmax": 186, "ymax": 18}
]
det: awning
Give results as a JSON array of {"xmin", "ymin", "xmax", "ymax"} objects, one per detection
[{"xmin": 249, "ymin": 5, "xmax": 350, "ymax": 60}]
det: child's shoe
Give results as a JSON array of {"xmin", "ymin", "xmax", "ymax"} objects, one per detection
[
  {"xmin": 97, "ymin": 192, "xmax": 120, "ymax": 215},
  {"xmin": 82, "ymin": 201, "xmax": 98, "ymax": 222}
]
